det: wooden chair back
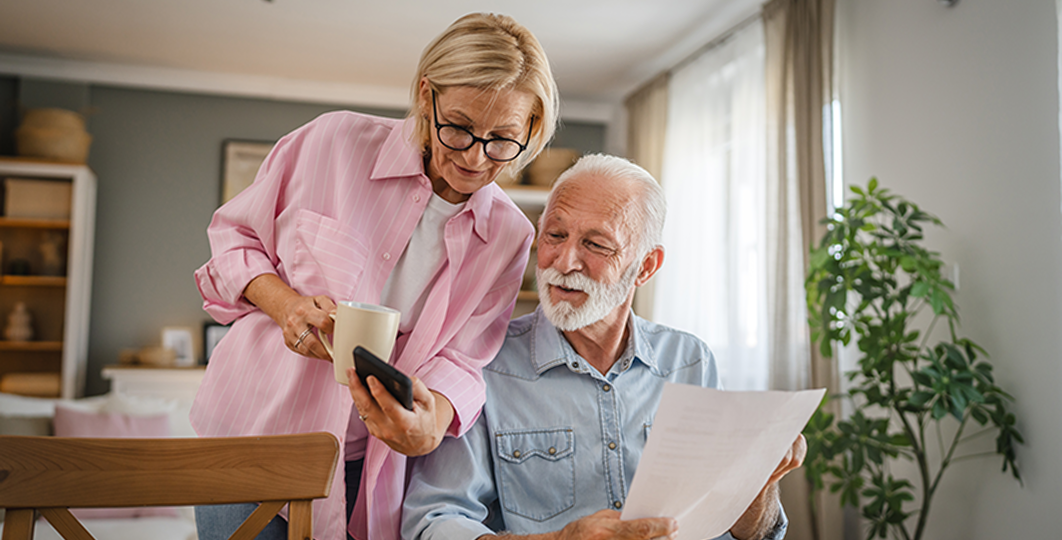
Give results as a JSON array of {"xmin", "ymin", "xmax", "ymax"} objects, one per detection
[{"xmin": 0, "ymin": 432, "xmax": 339, "ymax": 540}]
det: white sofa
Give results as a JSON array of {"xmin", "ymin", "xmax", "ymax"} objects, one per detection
[{"xmin": 0, "ymin": 391, "xmax": 199, "ymax": 540}]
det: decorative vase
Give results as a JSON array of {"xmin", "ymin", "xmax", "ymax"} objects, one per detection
[{"xmin": 4, "ymin": 302, "xmax": 34, "ymax": 342}]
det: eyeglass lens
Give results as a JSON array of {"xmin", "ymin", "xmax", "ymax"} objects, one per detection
[
  {"xmin": 438, "ymin": 126, "xmax": 522, "ymax": 161},
  {"xmin": 432, "ymin": 89, "xmax": 532, "ymax": 163}
]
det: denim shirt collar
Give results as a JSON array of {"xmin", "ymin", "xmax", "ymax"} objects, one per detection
[{"xmin": 528, "ymin": 307, "xmax": 662, "ymax": 379}]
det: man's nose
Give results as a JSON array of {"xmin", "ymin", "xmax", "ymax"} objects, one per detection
[{"xmin": 550, "ymin": 241, "xmax": 582, "ymax": 274}]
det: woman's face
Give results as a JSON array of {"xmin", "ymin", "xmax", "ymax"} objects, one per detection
[{"xmin": 421, "ymin": 83, "xmax": 536, "ymax": 204}]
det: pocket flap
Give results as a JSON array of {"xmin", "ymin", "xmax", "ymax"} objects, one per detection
[
  {"xmin": 496, "ymin": 428, "xmax": 573, "ymax": 464},
  {"xmin": 293, "ymin": 209, "xmax": 369, "ymax": 297}
]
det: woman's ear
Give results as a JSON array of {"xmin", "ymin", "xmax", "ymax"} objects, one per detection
[{"xmin": 418, "ymin": 78, "xmax": 432, "ymax": 118}]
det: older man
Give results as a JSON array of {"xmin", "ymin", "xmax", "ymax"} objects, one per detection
[{"xmin": 402, "ymin": 154, "xmax": 804, "ymax": 540}]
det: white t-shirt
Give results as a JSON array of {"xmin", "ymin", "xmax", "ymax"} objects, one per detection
[
  {"xmin": 346, "ymin": 192, "xmax": 465, "ymax": 460},
  {"xmin": 380, "ymin": 192, "xmax": 465, "ymax": 333}
]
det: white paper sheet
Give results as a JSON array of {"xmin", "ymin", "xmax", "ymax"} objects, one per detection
[{"xmin": 622, "ymin": 384, "xmax": 825, "ymax": 540}]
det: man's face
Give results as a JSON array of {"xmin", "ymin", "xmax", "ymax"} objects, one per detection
[{"xmin": 535, "ymin": 175, "xmax": 641, "ymax": 331}]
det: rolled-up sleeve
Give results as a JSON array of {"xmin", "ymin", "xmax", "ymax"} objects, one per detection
[
  {"xmin": 194, "ymin": 137, "xmax": 296, "ymax": 324},
  {"xmin": 403, "ymin": 413, "xmax": 499, "ymax": 540}
]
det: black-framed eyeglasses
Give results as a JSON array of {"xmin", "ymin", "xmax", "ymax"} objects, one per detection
[{"xmin": 432, "ymin": 90, "xmax": 535, "ymax": 163}]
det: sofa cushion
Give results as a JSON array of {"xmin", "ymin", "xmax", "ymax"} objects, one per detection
[
  {"xmin": 53, "ymin": 396, "xmax": 177, "ymax": 519},
  {"xmin": 0, "ymin": 392, "xmax": 56, "ymax": 436}
]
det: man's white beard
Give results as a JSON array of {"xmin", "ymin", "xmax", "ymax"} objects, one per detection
[{"xmin": 536, "ymin": 262, "xmax": 639, "ymax": 331}]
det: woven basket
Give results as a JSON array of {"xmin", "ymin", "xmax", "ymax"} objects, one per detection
[
  {"xmin": 15, "ymin": 108, "xmax": 92, "ymax": 164},
  {"xmin": 526, "ymin": 148, "xmax": 580, "ymax": 187}
]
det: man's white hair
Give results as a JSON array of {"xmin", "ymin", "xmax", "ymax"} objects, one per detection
[{"xmin": 545, "ymin": 153, "xmax": 666, "ymax": 258}]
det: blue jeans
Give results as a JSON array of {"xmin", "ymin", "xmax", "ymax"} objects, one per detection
[{"xmin": 195, "ymin": 459, "xmax": 363, "ymax": 540}]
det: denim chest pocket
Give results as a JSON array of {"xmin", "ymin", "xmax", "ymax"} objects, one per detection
[{"xmin": 495, "ymin": 428, "xmax": 575, "ymax": 521}]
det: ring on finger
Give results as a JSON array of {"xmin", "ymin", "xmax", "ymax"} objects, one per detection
[
  {"xmin": 294, "ymin": 327, "xmax": 313, "ymax": 348},
  {"xmin": 358, "ymin": 414, "xmax": 368, "ymax": 422}
]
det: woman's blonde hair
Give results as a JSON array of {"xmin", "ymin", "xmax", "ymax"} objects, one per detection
[{"xmin": 409, "ymin": 13, "xmax": 559, "ymax": 174}]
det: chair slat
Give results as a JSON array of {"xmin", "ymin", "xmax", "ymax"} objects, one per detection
[{"xmin": 0, "ymin": 433, "xmax": 339, "ymax": 508}]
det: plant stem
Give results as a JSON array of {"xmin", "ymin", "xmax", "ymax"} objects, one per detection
[
  {"xmin": 932, "ymin": 415, "xmax": 969, "ymax": 494},
  {"xmin": 807, "ymin": 479, "xmax": 821, "ymax": 540},
  {"xmin": 957, "ymin": 428, "xmax": 996, "ymax": 444},
  {"xmin": 894, "ymin": 352, "xmax": 928, "ymax": 540},
  {"xmin": 916, "ymin": 315, "xmax": 940, "ymax": 361},
  {"xmin": 935, "ymin": 421, "xmax": 945, "ymax": 460},
  {"xmin": 950, "ymin": 451, "xmax": 998, "ymax": 464}
]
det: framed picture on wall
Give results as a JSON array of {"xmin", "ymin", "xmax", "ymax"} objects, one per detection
[
  {"xmin": 203, "ymin": 322, "xmax": 232, "ymax": 364},
  {"xmin": 220, "ymin": 139, "xmax": 274, "ymax": 205},
  {"xmin": 161, "ymin": 326, "xmax": 197, "ymax": 367}
]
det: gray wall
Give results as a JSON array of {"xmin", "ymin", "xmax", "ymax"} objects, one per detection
[
  {"xmin": 2, "ymin": 77, "xmax": 604, "ymax": 395},
  {"xmin": 839, "ymin": 0, "xmax": 1060, "ymax": 537}
]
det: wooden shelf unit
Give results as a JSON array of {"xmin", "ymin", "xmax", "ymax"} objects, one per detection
[
  {"xmin": 503, "ymin": 186, "xmax": 550, "ymax": 318},
  {"xmin": 1, "ymin": 276, "xmax": 67, "ymax": 287},
  {"xmin": 0, "ymin": 340, "xmax": 64, "ymax": 352},
  {"xmin": 0, "ymin": 160, "xmax": 96, "ymax": 399},
  {"xmin": 0, "ymin": 217, "xmax": 72, "ymax": 229}
]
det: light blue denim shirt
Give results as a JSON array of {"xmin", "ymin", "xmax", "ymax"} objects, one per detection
[{"xmin": 403, "ymin": 307, "xmax": 787, "ymax": 540}]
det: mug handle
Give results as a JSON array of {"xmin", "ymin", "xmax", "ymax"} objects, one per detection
[{"xmin": 320, "ymin": 313, "xmax": 336, "ymax": 360}]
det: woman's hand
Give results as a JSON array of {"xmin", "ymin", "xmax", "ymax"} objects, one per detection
[
  {"xmin": 243, "ymin": 274, "xmax": 336, "ymax": 361},
  {"xmin": 347, "ymin": 367, "xmax": 455, "ymax": 456}
]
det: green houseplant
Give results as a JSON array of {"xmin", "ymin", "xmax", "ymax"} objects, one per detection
[{"xmin": 802, "ymin": 179, "xmax": 1023, "ymax": 540}]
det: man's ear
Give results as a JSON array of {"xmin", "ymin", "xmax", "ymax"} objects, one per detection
[{"xmin": 635, "ymin": 246, "xmax": 664, "ymax": 287}]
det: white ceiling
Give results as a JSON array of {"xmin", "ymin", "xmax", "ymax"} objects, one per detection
[{"xmin": 0, "ymin": 0, "xmax": 759, "ymax": 115}]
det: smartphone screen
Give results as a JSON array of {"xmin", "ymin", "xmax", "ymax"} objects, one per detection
[{"xmin": 353, "ymin": 346, "xmax": 414, "ymax": 410}]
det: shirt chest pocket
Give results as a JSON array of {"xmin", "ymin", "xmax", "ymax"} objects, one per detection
[
  {"xmin": 290, "ymin": 210, "xmax": 370, "ymax": 299},
  {"xmin": 495, "ymin": 428, "xmax": 575, "ymax": 522}
]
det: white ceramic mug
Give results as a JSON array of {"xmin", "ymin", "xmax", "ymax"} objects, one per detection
[{"xmin": 321, "ymin": 301, "xmax": 401, "ymax": 385}]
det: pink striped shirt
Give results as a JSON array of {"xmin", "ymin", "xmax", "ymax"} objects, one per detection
[{"xmin": 191, "ymin": 112, "xmax": 533, "ymax": 540}]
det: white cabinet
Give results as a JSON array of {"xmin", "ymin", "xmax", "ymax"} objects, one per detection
[{"xmin": 0, "ymin": 158, "xmax": 96, "ymax": 399}]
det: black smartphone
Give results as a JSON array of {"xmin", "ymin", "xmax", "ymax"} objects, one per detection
[{"xmin": 353, "ymin": 346, "xmax": 414, "ymax": 411}]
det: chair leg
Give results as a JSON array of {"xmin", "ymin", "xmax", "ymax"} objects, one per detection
[
  {"xmin": 287, "ymin": 500, "xmax": 313, "ymax": 540},
  {"xmin": 39, "ymin": 508, "xmax": 95, "ymax": 540},
  {"xmin": 1, "ymin": 509, "xmax": 35, "ymax": 540},
  {"xmin": 229, "ymin": 501, "xmax": 286, "ymax": 540}
]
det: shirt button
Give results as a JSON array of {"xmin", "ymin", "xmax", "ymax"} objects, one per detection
[
  {"xmin": 413, "ymin": 194, "xmax": 421, "ymax": 203},
  {"xmin": 548, "ymin": 447, "xmax": 557, "ymax": 455},
  {"xmin": 513, "ymin": 450, "xmax": 521, "ymax": 458},
  {"xmin": 382, "ymin": 252, "xmax": 391, "ymax": 261},
  {"xmin": 571, "ymin": 362, "xmax": 579, "ymax": 369},
  {"xmin": 602, "ymin": 384, "xmax": 611, "ymax": 392},
  {"xmin": 614, "ymin": 501, "xmax": 623, "ymax": 509},
  {"xmin": 608, "ymin": 442, "xmax": 617, "ymax": 450}
]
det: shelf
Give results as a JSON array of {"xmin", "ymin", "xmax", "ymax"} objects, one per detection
[
  {"xmin": 0, "ymin": 217, "xmax": 71, "ymax": 229},
  {"xmin": 1, "ymin": 275, "xmax": 67, "ymax": 287},
  {"xmin": 517, "ymin": 290, "xmax": 539, "ymax": 302},
  {"xmin": 0, "ymin": 340, "xmax": 63, "ymax": 352},
  {"xmin": 503, "ymin": 185, "xmax": 551, "ymax": 208}
]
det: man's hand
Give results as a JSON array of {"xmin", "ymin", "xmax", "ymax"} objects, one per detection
[
  {"xmin": 767, "ymin": 434, "xmax": 807, "ymax": 484},
  {"xmin": 729, "ymin": 434, "xmax": 807, "ymax": 540},
  {"xmin": 557, "ymin": 510, "xmax": 677, "ymax": 540}
]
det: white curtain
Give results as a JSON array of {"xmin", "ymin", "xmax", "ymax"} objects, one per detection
[{"xmin": 653, "ymin": 20, "xmax": 777, "ymax": 391}]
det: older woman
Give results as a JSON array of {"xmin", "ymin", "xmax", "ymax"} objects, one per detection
[{"xmin": 191, "ymin": 13, "xmax": 557, "ymax": 540}]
